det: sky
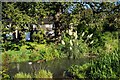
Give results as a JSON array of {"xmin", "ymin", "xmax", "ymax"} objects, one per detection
[{"xmin": 68, "ymin": 0, "xmax": 120, "ymax": 13}]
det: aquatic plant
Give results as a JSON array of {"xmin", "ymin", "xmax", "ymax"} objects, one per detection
[
  {"xmin": 14, "ymin": 72, "xmax": 32, "ymax": 79},
  {"xmin": 35, "ymin": 70, "xmax": 53, "ymax": 78}
]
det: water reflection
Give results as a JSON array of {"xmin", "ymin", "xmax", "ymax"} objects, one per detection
[{"xmin": 8, "ymin": 58, "xmax": 89, "ymax": 78}]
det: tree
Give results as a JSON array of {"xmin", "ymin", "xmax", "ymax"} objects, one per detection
[{"xmin": 2, "ymin": 2, "xmax": 120, "ymax": 44}]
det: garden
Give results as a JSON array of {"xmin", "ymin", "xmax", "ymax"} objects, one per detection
[{"xmin": 0, "ymin": 2, "xmax": 120, "ymax": 80}]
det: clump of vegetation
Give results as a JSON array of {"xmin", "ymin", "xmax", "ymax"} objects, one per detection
[
  {"xmin": 61, "ymin": 28, "xmax": 89, "ymax": 59},
  {"xmin": 14, "ymin": 70, "xmax": 53, "ymax": 79},
  {"xmin": 0, "ymin": 69, "xmax": 10, "ymax": 79},
  {"xmin": 64, "ymin": 63, "xmax": 91, "ymax": 79},
  {"xmin": 0, "ymin": 52, "xmax": 10, "ymax": 80},
  {"xmin": 64, "ymin": 50, "xmax": 120, "ymax": 79},
  {"xmin": 14, "ymin": 72, "xmax": 32, "ymax": 79},
  {"xmin": 88, "ymin": 50, "xmax": 120, "ymax": 79},
  {"xmin": 35, "ymin": 70, "xmax": 53, "ymax": 78},
  {"xmin": 0, "ymin": 43, "xmax": 62, "ymax": 63},
  {"xmin": 32, "ymin": 28, "xmax": 46, "ymax": 44},
  {"xmin": 1, "ymin": 50, "xmax": 31, "ymax": 62}
]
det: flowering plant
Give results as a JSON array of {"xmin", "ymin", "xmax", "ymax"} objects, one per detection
[{"xmin": 61, "ymin": 26, "xmax": 89, "ymax": 59}]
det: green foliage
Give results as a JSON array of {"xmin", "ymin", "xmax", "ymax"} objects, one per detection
[
  {"xmin": 1, "ymin": 2, "xmax": 120, "ymax": 79},
  {"xmin": 14, "ymin": 70, "xmax": 53, "ymax": 79},
  {"xmin": 32, "ymin": 28, "xmax": 46, "ymax": 44},
  {"xmin": 35, "ymin": 70, "xmax": 53, "ymax": 78},
  {"xmin": 0, "ymin": 69, "xmax": 10, "ymax": 79},
  {"xmin": 40, "ymin": 44, "xmax": 60, "ymax": 61},
  {"xmin": 65, "ymin": 50, "xmax": 120, "ymax": 79},
  {"xmin": 88, "ymin": 50, "xmax": 120, "ymax": 79},
  {"xmin": 64, "ymin": 63, "xmax": 91, "ymax": 79},
  {"xmin": 14, "ymin": 72, "xmax": 32, "ymax": 79},
  {"xmin": 88, "ymin": 32, "xmax": 118, "ymax": 55},
  {"xmin": 101, "ymin": 32, "xmax": 118, "ymax": 53},
  {"xmin": 1, "ymin": 43, "xmax": 62, "ymax": 62},
  {"xmin": 29, "ymin": 50, "xmax": 43, "ymax": 61},
  {"xmin": 2, "ymin": 42, "xmax": 20, "ymax": 51},
  {"xmin": 61, "ymin": 29, "xmax": 89, "ymax": 59},
  {"xmin": 2, "ymin": 50, "xmax": 31, "ymax": 62},
  {"xmin": 77, "ymin": 38, "xmax": 89, "ymax": 56},
  {"xmin": 0, "ymin": 52, "xmax": 10, "ymax": 80}
]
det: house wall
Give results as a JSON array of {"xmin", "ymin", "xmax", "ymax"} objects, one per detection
[{"xmin": 39, "ymin": 24, "xmax": 53, "ymax": 31}]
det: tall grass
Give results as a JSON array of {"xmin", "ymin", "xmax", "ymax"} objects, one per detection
[{"xmin": 64, "ymin": 49, "xmax": 120, "ymax": 79}]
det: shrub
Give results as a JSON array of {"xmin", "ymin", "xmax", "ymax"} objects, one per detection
[
  {"xmin": 64, "ymin": 50, "xmax": 120, "ymax": 79},
  {"xmin": 64, "ymin": 63, "xmax": 91, "ymax": 79},
  {"xmin": 61, "ymin": 32, "xmax": 89, "ymax": 59},
  {"xmin": 14, "ymin": 72, "xmax": 32, "ymax": 79},
  {"xmin": 1, "ymin": 43, "xmax": 61, "ymax": 62},
  {"xmin": 88, "ymin": 50, "xmax": 120, "ymax": 79},
  {"xmin": 34, "ymin": 43, "xmax": 61, "ymax": 61},
  {"xmin": 2, "ymin": 50, "xmax": 31, "ymax": 63},
  {"xmin": 43, "ymin": 44, "xmax": 60, "ymax": 61},
  {"xmin": 2, "ymin": 42, "xmax": 20, "ymax": 51},
  {"xmin": 35, "ymin": 70, "xmax": 53, "ymax": 78},
  {"xmin": 0, "ymin": 68, "xmax": 10, "ymax": 79},
  {"xmin": 29, "ymin": 50, "xmax": 43, "ymax": 61},
  {"xmin": 32, "ymin": 28, "xmax": 46, "ymax": 44}
]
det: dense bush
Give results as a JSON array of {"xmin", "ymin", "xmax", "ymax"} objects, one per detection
[
  {"xmin": 64, "ymin": 63, "xmax": 91, "ymax": 79},
  {"xmin": 64, "ymin": 50, "xmax": 120, "ymax": 79},
  {"xmin": 1, "ymin": 50, "xmax": 31, "ymax": 62},
  {"xmin": 32, "ymin": 28, "xmax": 46, "ymax": 44},
  {"xmin": 1, "ymin": 42, "xmax": 21, "ymax": 51},
  {"xmin": 14, "ymin": 72, "xmax": 32, "ymax": 79},
  {"xmin": 61, "ymin": 28, "xmax": 89, "ymax": 59},
  {"xmin": 88, "ymin": 50, "xmax": 120, "ymax": 79},
  {"xmin": 35, "ymin": 70, "xmax": 53, "ymax": 78},
  {"xmin": 0, "ymin": 69, "xmax": 10, "ymax": 79},
  {"xmin": 1, "ymin": 43, "xmax": 63, "ymax": 63}
]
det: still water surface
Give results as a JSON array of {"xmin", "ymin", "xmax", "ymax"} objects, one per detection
[{"xmin": 8, "ymin": 58, "xmax": 89, "ymax": 78}]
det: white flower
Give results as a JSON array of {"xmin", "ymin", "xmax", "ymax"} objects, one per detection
[
  {"xmin": 89, "ymin": 34, "xmax": 93, "ymax": 38},
  {"xmin": 74, "ymin": 31, "xmax": 78, "ymax": 39},
  {"xmin": 61, "ymin": 40, "xmax": 65, "ymax": 45},
  {"xmin": 77, "ymin": 42, "xmax": 78, "ymax": 45},
  {"xmin": 28, "ymin": 8, "xmax": 31, "ymax": 11},
  {"xmin": 71, "ymin": 26, "xmax": 73, "ymax": 30},
  {"xmin": 90, "ymin": 40, "xmax": 94, "ymax": 44},
  {"xmin": 70, "ymin": 40, "xmax": 73, "ymax": 46},
  {"xmin": 75, "ymin": 35, "xmax": 78, "ymax": 39},
  {"xmin": 82, "ymin": 32, "xmax": 85, "ymax": 37},
  {"xmin": 73, "ymin": 32, "xmax": 76, "ymax": 37},
  {"xmin": 87, "ymin": 33, "xmax": 93, "ymax": 39},
  {"xmin": 66, "ymin": 30, "xmax": 68, "ymax": 33},
  {"xmin": 75, "ymin": 31, "xmax": 77, "ymax": 34},
  {"xmin": 73, "ymin": 39, "xmax": 75, "ymax": 42},
  {"xmin": 70, "ymin": 47, "xmax": 72, "ymax": 50},
  {"xmin": 68, "ymin": 30, "xmax": 72, "ymax": 35},
  {"xmin": 87, "ymin": 35, "xmax": 90, "ymax": 39}
]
